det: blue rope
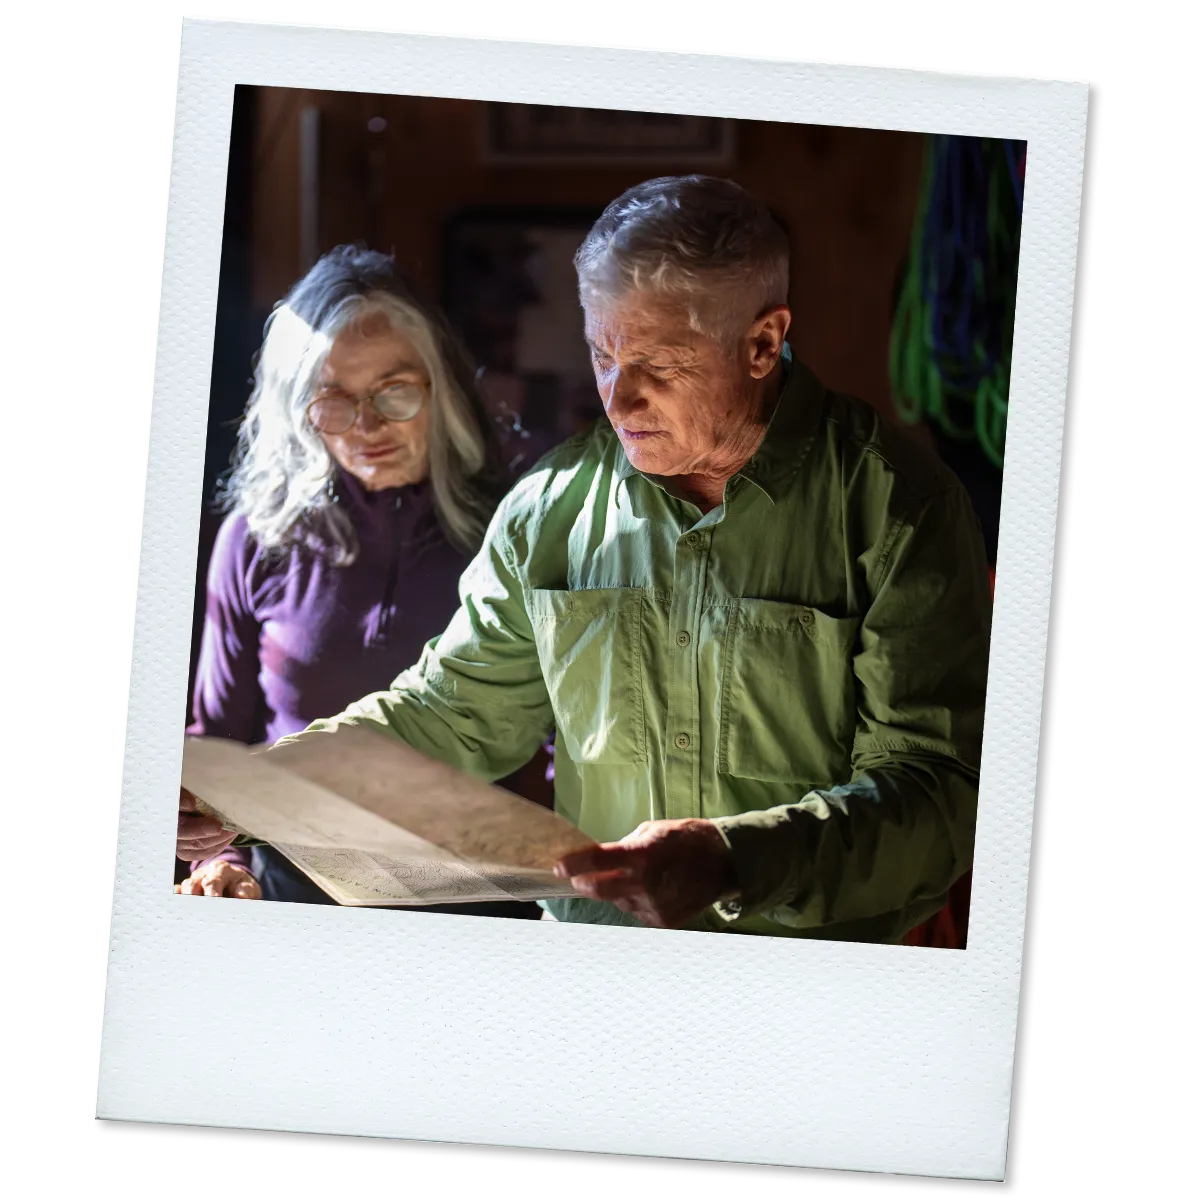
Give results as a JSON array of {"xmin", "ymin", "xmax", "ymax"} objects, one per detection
[
  {"xmin": 890, "ymin": 135, "xmax": 1025, "ymax": 468},
  {"xmin": 935, "ymin": 137, "xmax": 1019, "ymax": 387}
]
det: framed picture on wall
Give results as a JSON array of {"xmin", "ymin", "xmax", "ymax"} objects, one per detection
[
  {"xmin": 442, "ymin": 207, "xmax": 606, "ymax": 465},
  {"xmin": 483, "ymin": 103, "xmax": 736, "ymax": 166}
]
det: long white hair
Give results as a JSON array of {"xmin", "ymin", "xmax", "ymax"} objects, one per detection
[{"xmin": 222, "ymin": 246, "xmax": 505, "ymax": 564}]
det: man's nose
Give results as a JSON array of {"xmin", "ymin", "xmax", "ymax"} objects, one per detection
[{"xmin": 601, "ymin": 367, "xmax": 644, "ymax": 421}]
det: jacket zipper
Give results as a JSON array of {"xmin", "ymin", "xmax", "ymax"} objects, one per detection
[{"xmin": 373, "ymin": 494, "xmax": 403, "ymax": 645}]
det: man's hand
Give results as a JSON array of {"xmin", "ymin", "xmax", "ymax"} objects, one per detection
[
  {"xmin": 175, "ymin": 859, "xmax": 262, "ymax": 899},
  {"xmin": 553, "ymin": 818, "xmax": 738, "ymax": 929},
  {"xmin": 177, "ymin": 786, "xmax": 237, "ymax": 861}
]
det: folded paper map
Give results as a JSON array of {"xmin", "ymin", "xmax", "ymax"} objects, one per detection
[{"xmin": 181, "ymin": 725, "xmax": 594, "ymax": 906}]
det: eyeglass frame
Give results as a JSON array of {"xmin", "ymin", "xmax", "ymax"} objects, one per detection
[{"xmin": 305, "ymin": 380, "xmax": 429, "ymax": 435}]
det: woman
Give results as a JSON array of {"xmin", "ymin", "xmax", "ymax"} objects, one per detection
[{"xmin": 178, "ymin": 244, "xmax": 541, "ymax": 913}]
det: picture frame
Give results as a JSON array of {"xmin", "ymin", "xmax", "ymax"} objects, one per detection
[{"xmin": 483, "ymin": 102, "xmax": 736, "ymax": 166}]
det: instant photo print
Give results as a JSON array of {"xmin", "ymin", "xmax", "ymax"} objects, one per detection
[{"xmin": 97, "ymin": 18, "xmax": 1087, "ymax": 1181}]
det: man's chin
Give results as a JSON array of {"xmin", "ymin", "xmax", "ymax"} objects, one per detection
[{"xmin": 620, "ymin": 436, "xmax": 680, "ymax": 476}]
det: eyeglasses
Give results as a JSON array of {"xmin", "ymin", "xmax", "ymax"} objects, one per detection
[{"xmin": 306, "ymin": 382, "xmax": 427, "ymax": 434}]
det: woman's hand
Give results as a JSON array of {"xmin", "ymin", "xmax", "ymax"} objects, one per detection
[
  {"xmin": 177, "ymin": 786, "xmax": 238, "ymax": 861},
  {"xmin": 175, "ymin": 859, "xmax": 262, "ymax": 899}
]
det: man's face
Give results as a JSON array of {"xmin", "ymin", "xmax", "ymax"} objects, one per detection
[{"xmin": 583, "ymin": 293, "xmax": 756, "ymax": 479}]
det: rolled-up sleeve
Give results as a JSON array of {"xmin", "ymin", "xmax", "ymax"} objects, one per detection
[{"xmin": 711, "ymin": 483, "xmax": 991, "ymax": 929}]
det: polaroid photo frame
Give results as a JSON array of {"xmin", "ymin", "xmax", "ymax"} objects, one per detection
[{"xmin": 97, "ymin": 18, "xmax": 1087, "ymax": 1181}]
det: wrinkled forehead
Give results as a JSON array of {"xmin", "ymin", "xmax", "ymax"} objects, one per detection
[
  {"xmin": 319, "ymin": 311, "xmax": 425, "ymax": 384},
  {"xmin": 582, "ymin": 294, "xmax": 703, "ymax": 356}
]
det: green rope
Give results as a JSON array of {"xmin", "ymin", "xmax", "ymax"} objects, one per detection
[{"xmin": 889, "ymin": 135, "xmax": 1023, "ymax": 469}]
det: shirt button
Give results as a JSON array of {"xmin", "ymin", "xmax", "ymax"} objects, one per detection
[
  {"xmin": 676, "ymin": 631, "xmax": 691, "ymax": 647},
  {"xmin": 674, "ymin": 732, "xmax": 691, "ymax": 750},
  {"xmin": 800, "ymin": 609, "xmax": 815, "ymax": 626},
  {"xmin": 685, "ymin": 533, "xmax": 700, "ymax": 547}
]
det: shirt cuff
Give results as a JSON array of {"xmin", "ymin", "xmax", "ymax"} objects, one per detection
[{"xmin": 709, "ymin": 806, "xmax": 806, "ymax": 924}]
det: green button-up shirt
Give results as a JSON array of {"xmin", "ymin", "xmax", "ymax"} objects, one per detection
[{"xmin": 299, "ymin": 349, "xmax": 992, "ymax": 942}]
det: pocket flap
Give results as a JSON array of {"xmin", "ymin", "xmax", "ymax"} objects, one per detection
[{"xmin": 736, "ymin": 597, "xmax": 859, "ymax": 648}]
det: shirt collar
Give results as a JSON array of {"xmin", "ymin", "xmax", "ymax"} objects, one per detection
[
  {"xmin": 612, "ymin": 343, "xmax": 825, "ymax": 504},
  {"xmin": 613, "ymin": 448, "xmax": 641, "ymax": 483}
]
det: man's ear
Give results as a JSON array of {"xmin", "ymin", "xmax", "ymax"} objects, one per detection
[{"xmin": 747, "ymin": 305, "xmax": 792, "ymax": 379}]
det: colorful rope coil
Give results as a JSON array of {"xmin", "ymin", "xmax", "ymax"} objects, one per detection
[{"xmin": 889, "ymin": 135, "xmax": 1025, "ymax": 469}]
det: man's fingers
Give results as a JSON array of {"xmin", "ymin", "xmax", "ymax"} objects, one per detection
[
  {"xmin": 570, "ymin": 869, "xmax": 642, "ymax": 902},
  {"xmin": 554, "ymin": 843, "xmax": 643, "ymax": 878},
  {"xmin": 178, "ymin": 832, "xmax": 232, "ymax": 853},
  {"xmin": 619, "ymin": 822, "xmax": 655, "ymax": 842},
  {"xmin": 179, "ymin": 786, "xmax": 198, "ymax": 814},
  {"xmin": 179, "ymin": 813, "xmax": 227, "ymax": 839},
  {"xmin": 186, "ymin": 828, "xmax": 236, "ymax": 845},
  {"xmin": 230, "ymin": 879, "xmax": 261, "ymax": 900},
  {"xmin": 177, "ymin": 827, "xmax": 238, "ymax": 860},
  {"xmin": 177, "ymin": 840, "xmax": 236, "ymax": 862},
  {"xmin": 177, "ymin": 813, "xmax": 236, "ymax": 858}
]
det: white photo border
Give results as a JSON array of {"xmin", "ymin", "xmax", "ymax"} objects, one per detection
[{"xmin": 97, "ymin": 18, "xmax": 1088, "ymax": 1182}]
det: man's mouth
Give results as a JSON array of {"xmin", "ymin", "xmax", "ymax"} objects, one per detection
[{"xmin": 619, "ymin": 428, "xmax": 662, "ymax": 441}]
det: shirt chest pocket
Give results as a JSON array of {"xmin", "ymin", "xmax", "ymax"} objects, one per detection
[
  {"xmin": 525, "ymin": 587, "xmax": 647, "ymax": 766},
  {"xmin": 717, "ymin": 597, "xmax": 860, "ymax": 785}
]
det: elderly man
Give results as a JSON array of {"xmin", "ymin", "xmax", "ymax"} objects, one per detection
[{"xmin": 180, "ymin": 175, "xmax": 991, "ymax": 942}]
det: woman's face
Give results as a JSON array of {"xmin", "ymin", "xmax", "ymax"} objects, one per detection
[{"xmin": 313, "ymin": 313, "xmax": 431, "ymax": 491}]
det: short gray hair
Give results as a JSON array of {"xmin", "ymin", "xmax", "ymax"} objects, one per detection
[
  {"xmin": 574, "ymin": 175, "xmax": 790, "ymax": 341},
  {"xmin": 222, "ymin": 246, "xmax": 503, "ymax": 565}
]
